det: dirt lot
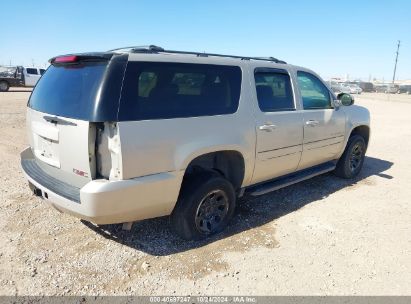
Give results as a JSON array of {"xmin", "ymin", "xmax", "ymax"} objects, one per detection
[{"xmin": 0, "ymin": 90, "xmax": 410, "ymax": 296}]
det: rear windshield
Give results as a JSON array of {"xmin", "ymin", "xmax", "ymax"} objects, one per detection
[
  {"xmin": 118, "ymin": 62, "xmax": 242, "ymax": 120},
  {"xmin": 28, "ymin": 63, "xmax": 108, "ymax": 121}
]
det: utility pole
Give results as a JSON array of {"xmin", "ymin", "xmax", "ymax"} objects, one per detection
[{"xmin": 392, "ymin": 40, "xmax": 400, "ymax": 84}]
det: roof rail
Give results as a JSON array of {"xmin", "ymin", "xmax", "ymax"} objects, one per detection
[
  {"xmin": 108, "ymin": 45, "xmax": 165, "ymax": 53},
  {"xmin": 108, "ymin": 45, "xmax": 287, "ymax": 64}
]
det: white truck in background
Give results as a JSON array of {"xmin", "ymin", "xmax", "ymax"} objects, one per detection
[{"xmin": 0, "ymin": 66, "xmax": 46, "ymax": 91}]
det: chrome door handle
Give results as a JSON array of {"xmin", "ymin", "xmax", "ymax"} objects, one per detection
[
  {"xmin": 305, "ymin": 120, "xmax": 319, "ymax": 127},
  {"xmin": 259, "ymin": 124, "xmax": 277, "ymax": 132}
]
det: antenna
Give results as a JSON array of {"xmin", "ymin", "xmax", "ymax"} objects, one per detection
[{"xmin": 392, "ymin": 40, "xmax": 400, "ymax": 84}]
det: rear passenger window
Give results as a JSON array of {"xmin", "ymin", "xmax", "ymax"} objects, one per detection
[
  {"xmin": 254, "ymin": 70, "xmax": 294, "ymax": 112},
  {"xmin": 26, "ymin": 68, "xmax": 38, "ymax": 75},
  {"xmin": 119, "ymin": 62, "xmax": 242, "ymax": 120},
  {"xmin": 138, "ymin": 72, "xmax": 157, "ymax": 97}
]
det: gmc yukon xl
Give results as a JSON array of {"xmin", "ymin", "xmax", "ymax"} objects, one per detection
[{"xmin": 20, "ymin": 45, "xmax": 370, "ymax": 240}]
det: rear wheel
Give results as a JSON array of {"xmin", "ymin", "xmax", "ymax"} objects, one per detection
[
  {"xmin": 171, "ymin": 171, "xmax": 236, "ymax": 240},
  {"xmin": 334, "ymin": 135, "xmax": 366, "ymax": 179},
  {"xmin": 0, "ymin": 81, "xmax": 9, "ymax": 92}
]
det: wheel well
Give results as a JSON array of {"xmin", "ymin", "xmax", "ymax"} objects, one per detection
[
  {"xmin": 184, "ymin": 151, "xmax": 245, "ymax": 190},
  {"xmin": 350, "ymin": 125, "xmax": 370, "ymax": 146}
]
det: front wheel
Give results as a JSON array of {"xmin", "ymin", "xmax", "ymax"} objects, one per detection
[
  {"xmin": 0, "ymin": 81, "xmax": 9, "ymax": 92},
  {"xmin": 334, "ymin": 135, "xmax": 366, "ymax": 179},
  {"xmin": 171, "ymin": 172, "xmax": 236, "ymax": 240}
]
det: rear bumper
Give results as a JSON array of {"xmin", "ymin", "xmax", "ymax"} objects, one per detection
[{"xmin": 20, "ymin": 147, "xmax": 184, "ymax": 224}]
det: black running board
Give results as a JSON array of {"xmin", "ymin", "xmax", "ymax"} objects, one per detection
[{"xmin": 246, "ymin": 162, "xmax": 336, "ymax": 197}]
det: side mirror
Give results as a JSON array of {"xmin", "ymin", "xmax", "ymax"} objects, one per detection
[{"xmin": 337, "ymin": 93, "xmax": 354, "ymax": 106}]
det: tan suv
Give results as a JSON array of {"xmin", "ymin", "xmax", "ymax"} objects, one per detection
[{"xmin": 20, "ymin": 45, "xmax": 370, "ymax": 240}]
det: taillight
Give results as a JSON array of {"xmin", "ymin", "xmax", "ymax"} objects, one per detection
[
  {"xmin": 53, "ymin": 55, "xmax": 78, "ymax": 63},
  {"xmin": 50, "ymin": 54, "xmax": 111, "ymax": 66}
]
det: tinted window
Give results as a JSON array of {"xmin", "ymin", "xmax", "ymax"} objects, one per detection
[
  {"xmin": 119, "ymin": 62, "xmax": 242, "ymax": 120},
  {"xmin": 39, "ymin": 69, "xmax": 46, "ymax": 75},
  {"xmin": 26, "ymin": 68, "xmax": 38, "ymax": 75},
  {"xmin": 28, "ymin": 63, "xmax": 108, "ymax": 120},
  {"xmin": 297, "ymin": 71, "xmax": 332, "ymax": 109},
  {"xmin": 254, "ymin": 71, "xmax": 294, "ymax": 112}
]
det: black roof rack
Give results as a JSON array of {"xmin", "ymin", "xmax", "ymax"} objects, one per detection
[
  {"xmin": 108, "ymin": 45, "xmax": 164, "ymax": 53},
  {"xmin": 108, "ymin": 45, "xmax": 287, "ymax": 64}
]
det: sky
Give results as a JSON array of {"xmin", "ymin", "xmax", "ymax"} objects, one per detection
[{"xmin": 1, "ymin": 0, "xmax": 410, "ymax": 81}]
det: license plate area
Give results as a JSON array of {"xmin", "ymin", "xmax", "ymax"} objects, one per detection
[{"xmin": 33, "ymin": 134, "xmax": 60, "ymax": 168}]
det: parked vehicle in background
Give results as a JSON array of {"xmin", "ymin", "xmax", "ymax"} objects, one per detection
[
  {"xmin": 327, "ymin": 81, "xmax": 343, "ymax": 94},
  {"xmin": 0, "ymin": 66, "xmax": 23, "ymax": 91},
  {"xmin": 339, "ymin": 83, "xmax": 353, "ymax": 94},
  {"xmin": 347, "ymin": 84, "xmax": 362, "ymax": 94},
  {"xmin": 327, "ymin": 81, "xmax": 350, "ymax": 95},
  {"xmin": 24, "ymin": 67, "xmax": 45, "ymax": 87},
  {"xmin": 20, "ymin": 45, "xmax": 370, "ymax": 240},
  {"xmin": 357, "ymin": 82, "xmax": 374, "ymax": 92},
  {"xmin": 375, "ymin": 85, "xmax": 388, "ymax": 93},
  {"xmin": 384, "ymin": 84, "xmax": 399, "ymax": 94},
  {"xmin": 0, "ymin": 66, "xmax": 46, "ymax": 91},
  {"xmin": 398, "ymin": 85, "xmax": 411, "ymax": 94}
]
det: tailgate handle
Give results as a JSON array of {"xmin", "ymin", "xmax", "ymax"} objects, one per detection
[{"xmin": 43, "ymin": 115, "xmax": 77, "ymax": 126}]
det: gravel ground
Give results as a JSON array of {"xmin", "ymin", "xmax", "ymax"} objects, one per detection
[{"xmin": 0, "ymin": 90, "xmax": 410, "ymax": 295}]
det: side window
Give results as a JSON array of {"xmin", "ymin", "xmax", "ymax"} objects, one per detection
[
  {"xmin": 171, "ymin": 72, "xmax": 206, "ymax": 96},
  {"xmin": 297, "ymin": 71, "xmax": 331, "ymax": 109},
  {"xmin": 39, "ymin": 69, "xmax": 46, "ymax": 75},
  {"xmin": 254, "ymin": 71, "xmax": 294, "ymax": 112},
  {"xmin": 26, "ymin": 68, "xmax": 38, "ymax": 75},
  {"xmin": 138, "ymin": 72, "xmax": 157, "ymax": 97},
  {"xmin": 119, "ymin": 62, "xmax": 242, "ymax": 120}
]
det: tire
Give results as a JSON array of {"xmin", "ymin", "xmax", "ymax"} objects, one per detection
[
  {"xmin": 171, "ymin": 171, "xmax": 236, "ymax": 240},
  {"xmin": 334, "ymin": 135, "xmax": 366, "ymax": 179},
  {"xmin": 0, "ymin": 81, "xmax": 10, "ymax": 92}
]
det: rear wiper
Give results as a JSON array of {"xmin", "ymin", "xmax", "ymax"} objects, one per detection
[{"xmin": 43, "ymin": 115, "xmax": 77, "ymax": 126}]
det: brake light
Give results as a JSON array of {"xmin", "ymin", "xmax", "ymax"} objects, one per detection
[{"xmin": 54, "ymin": 56, "xmax": 78, "ymax": 63}]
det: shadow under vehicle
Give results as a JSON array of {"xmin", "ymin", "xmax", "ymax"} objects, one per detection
[{"xmin": 82, "ymin": 156, "xmax": 393, "ymax": 255}]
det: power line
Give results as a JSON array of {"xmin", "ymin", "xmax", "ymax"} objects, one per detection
[{"xmin": 392, "ymin": 40, "xmax": 400, "ymax": 84}]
